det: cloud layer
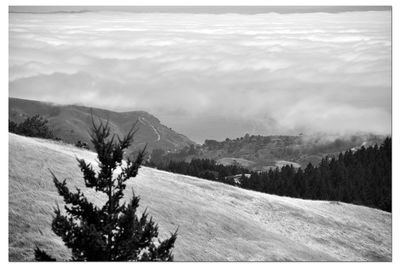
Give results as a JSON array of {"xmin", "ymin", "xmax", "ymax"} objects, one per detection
[{"xmin": 9, "ymin": 11, "xmax": 391, "ymax": 142}]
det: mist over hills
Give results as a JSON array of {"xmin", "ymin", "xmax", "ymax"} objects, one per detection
[
  {"xmin": 9, "ymin": 11, "xmax": 391, "ymax": 141},
  {"xmin": 9, "ymin": 97, "xmax": 195, "ymax": 154}
]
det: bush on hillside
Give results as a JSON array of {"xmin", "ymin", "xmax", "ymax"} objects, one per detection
[
  {"xmin": 75, "ymin": 140, "xmax": 89, "ymax": 149},
  {"xmin": 9, "ymin": 114, "xmax": 55, "ymax": 139}
]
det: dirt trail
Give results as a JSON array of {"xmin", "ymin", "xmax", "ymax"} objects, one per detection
[{"xmin": 139, "ymin": 116, "xmax": 161, "ymax": 142}]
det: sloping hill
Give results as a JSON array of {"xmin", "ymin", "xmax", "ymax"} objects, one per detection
[
  {"xmin": 9, "ymin": 97, "xmax": 195, "ymax": 153},
  {"xmin": 9, "ymin": 133, "xmax": 391, "ymax": 261}
]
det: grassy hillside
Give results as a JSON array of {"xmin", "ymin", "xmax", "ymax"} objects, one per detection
[
  {"xmin": 9, "ymin": 133, "xmax": 391, "ymax": 261},
  {"xmin": 9, "ymin": 97, "xmax": 195, "ymax": 154}
]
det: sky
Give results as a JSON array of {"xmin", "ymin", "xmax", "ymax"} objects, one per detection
[{"xmin": 9, "ymin": 8, "xmax": 391, "ymax": 143}]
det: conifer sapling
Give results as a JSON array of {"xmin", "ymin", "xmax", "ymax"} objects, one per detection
[{"xmin": 35, "ymin": 117, "xmax": 177, "ymax": 261}]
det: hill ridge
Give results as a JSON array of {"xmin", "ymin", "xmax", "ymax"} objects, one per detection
[{"xmin": 9, "ymin": 97, "xmax": 195, "ymax": 154}]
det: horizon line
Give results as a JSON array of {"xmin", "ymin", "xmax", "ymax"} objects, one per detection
[{"xmin": 9, "ymin": 6, "xmax": 392, "ymax": 15}]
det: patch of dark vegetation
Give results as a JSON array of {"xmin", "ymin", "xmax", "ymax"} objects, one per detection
[
  {"xmin": 9, "ymin": 114, "xmax": 58, "ymax": 140},
  {"xmin": 146, "ymin": 157, "xmax": 249, "ymax": 186}
]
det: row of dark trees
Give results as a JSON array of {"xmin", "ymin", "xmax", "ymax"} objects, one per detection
[
  {"xmin": 9, "ymin": 115, "xmax": 57, "ymax": 140},
  {"xmin": 150, "ymin": 138, "xmax": 391, "ymax": 212}
]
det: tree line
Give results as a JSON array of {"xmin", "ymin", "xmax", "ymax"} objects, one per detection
[{"xmin": 148, "ymin": 137, "xmax": 391, "ymax": 212}]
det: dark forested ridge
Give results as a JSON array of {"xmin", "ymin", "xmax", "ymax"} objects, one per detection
[{"xmin": 148, "ymin": 138, "xmax": 391, "ymax": 212}]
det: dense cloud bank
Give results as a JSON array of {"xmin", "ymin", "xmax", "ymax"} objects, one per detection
[{"xmin": 9, "ymin": 11, "xmax": 391, "ymax": 142}]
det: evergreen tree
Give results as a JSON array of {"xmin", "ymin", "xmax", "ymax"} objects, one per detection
[{"xmin": 35, "ymin": 118, "xmax": 177, "ymax": 261}]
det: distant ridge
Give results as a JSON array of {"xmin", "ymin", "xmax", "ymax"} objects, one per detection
[{"xmin": 9, "ymin": 97, "xmax": 195, "ymax": 154}]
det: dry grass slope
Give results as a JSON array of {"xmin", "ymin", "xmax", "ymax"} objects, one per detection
[{"xmin": 9, "ymin": 133, "xmax": 391, "ymax": 261}]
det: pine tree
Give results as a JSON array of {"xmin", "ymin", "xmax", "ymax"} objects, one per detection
[{"xmin": 35, "ymin": 117, "xmax": 177, "ymax": 261}]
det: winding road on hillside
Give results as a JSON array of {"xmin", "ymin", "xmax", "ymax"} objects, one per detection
[{"xmin": 138, "ymin": 116, "xmax": 161, "ymax": 142}]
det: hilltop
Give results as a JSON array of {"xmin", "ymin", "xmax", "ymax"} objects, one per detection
[
  {"xmin": 9, "ymin": 133, "xmax": 391, "ymax": 261},
  {"xmin": 9, "ymin": 97, "xmax": 195, "ymax": 154}
]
